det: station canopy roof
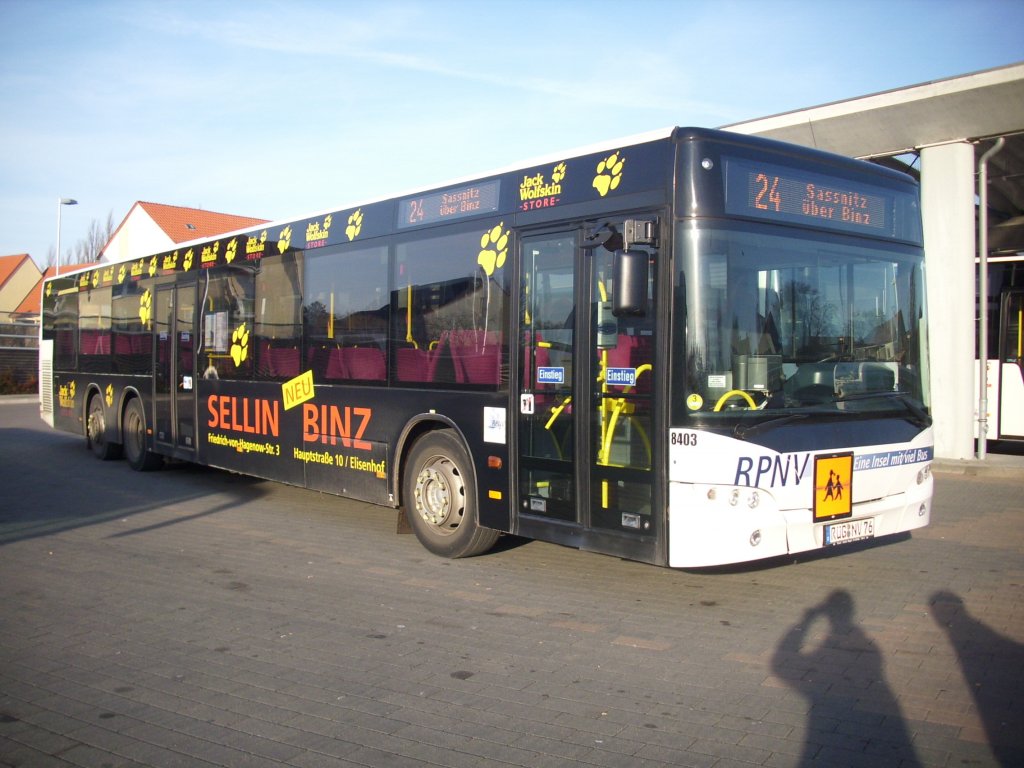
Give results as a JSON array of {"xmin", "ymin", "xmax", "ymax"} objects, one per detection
[{"xmin": 723, "ymin": 63, "xmax": 1024, "ymax": 255}]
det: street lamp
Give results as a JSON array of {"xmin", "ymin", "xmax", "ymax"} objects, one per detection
[{"xmin": 55, "ymin": 197, "xmax": 78, "ymax": 276}]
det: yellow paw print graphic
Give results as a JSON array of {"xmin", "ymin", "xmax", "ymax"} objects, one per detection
[
  {"xmin": 105, "ymin": 383, "xmax": 114, "ymax": 407},
  {"xmin": 346, "ymin": 209, "xmax": 363, "ymax": 241},
  {"xmin": 118, "ymin": 264, "xmax": 127, "ymax": 283},
  {"xmin": 230, "ymin": 323, "xmax": 249, "ymax": 366},
  {"xmin": 91, "ymin": 271, "xmax": 99, "ymax": 288},
  {"xmin": 139, "ymin": 289, "xmax": 152, "ymax": 329},
  {"xmin": 183, "ymin": 248, "xmax": 194, "ymax": 271},
  {"xmin": 477, "ymin": 223, "xmax": 509, "ymax": 277},
  {"xmin": 552, "ymin": 162, "xmax": 567, "ymax": 183},
  {"xmin": 69, "ymin": 380, "xmax": 76, "ymax": 399},
  {"xmin": 148, "ymin": 256, "xmax": 158, "ymax": 277},
  {"xmin": 46, "ymin": 283, "xmax": 52, "ymax": 298},
  {"xmin": 593, "ymin": 152, "xmax": 625, "ymax": 197},
  {"xmin": 227, "ymin": 239, "xmax": 239, "ymax": 263},
  {"xmin": 278, "ymin": 225, "xmax": 292, "ymax": 254}
]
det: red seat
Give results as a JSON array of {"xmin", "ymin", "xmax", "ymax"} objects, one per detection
[
  {"xmin": 450, "ymin": 330, "xmax": 501, "ymax": 385},
  {"xmin": 325, "ymin": 348, "xmax": 347, "ymax": 380},
  {"xmin": 268, "ymin": 347, "xmax": 300, "ymax": 377},
  {"xmin": 460, "ymin": 347, "xmax": 500, "ymax": 384},
  {"xmin": 343, "ymin": 347, "xmax": 385, "ymax": 381},
  {"xmin": 131, "ymin": 333, "xmax": 149, "ymax": 354},
  {"xmin": 81, "ymin": 330, "xmax": 110, "ymax": 355},
  {"xmin": 396, "ymin": 336, "xmax": 448, "ymax": 383}
]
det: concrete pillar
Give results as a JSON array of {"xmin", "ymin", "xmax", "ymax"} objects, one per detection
[{"xmin": 920, "ymin": 141, "xmax": 976, "ymax": 460}]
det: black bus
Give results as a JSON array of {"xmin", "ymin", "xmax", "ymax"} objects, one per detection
[{"xmin": 40, "ymin": 127, "xmax": 933, "ymax": 567}]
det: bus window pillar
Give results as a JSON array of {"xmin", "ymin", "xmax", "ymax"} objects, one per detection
[{"xmin": 920, "ymin": 141, "xmax": 975, "ymax": 460}]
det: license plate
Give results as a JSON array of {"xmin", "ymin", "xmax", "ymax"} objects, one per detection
[{"xmin": 823, "ymin": 517, "xmax": 875, "ymax": 546}]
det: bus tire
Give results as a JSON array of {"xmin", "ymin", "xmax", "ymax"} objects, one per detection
[
  {"xmin": 87, "ymin": 394, "xmax": 121, "ymax": 461},
  {"xmin": 403, "ymin": 430, "xmax": 499, "ymax": 558},
  {"xmin": 122, "ymin": 398, "xmax": 162, "ymax": 472}
]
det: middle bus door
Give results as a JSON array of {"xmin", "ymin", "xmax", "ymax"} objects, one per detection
[
  {"xmin": 518, "ymin": 233, "xmax": 578, "ymax": 524},
  {"xmin": 517, "ymin": 223, "xmax": 659, "ymax": 562},
  {"xmin": 153, "ymin": 282, "xmax": 197, "ymax": 459}
]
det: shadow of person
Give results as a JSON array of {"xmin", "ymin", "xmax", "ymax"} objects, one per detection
[
  {"xmin": 772, "ymin": 589, "xmax": 921, "ymax": 767},
  {"xmin": 930, "ymin": 591, "xmax": 1024, "ymax": 767}
]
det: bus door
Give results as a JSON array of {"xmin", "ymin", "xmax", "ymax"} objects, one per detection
[
  {"xmin": 154, "ymin": 282, "xmax": 197, "ymax": 458},
  {"xmin": 998, "ymin": 289, "xmax": 1024, "ymax": 438},
  {"xmin": 518, "ymin": 233, "xmax": 577, "ymax": 523},
  {"xmin": 517, "ymin": 220, "xmax": 659, "ymax": 560}
]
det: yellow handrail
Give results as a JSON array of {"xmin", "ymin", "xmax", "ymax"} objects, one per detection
[
  {"xmin": 713, "ymin": 389, "xmax": 758, "ymax": 411},
  {"xmin": 405, "ymin": 283, "xmax": 417, "ymax": 349}
]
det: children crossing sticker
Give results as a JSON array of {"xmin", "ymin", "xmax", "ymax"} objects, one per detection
[{"xmin": 813, "ymin": 452, "xmax": 853, "ymax": 521}]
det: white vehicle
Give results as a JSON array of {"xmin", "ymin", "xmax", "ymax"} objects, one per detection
[{"xmin": 977, "ymin": 254, "xmax": 1024, "ymax": 441}]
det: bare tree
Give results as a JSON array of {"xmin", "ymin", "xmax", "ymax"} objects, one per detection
[
  {"xmin": 73, "ymin": 210, "xmax": 116, "ymax": 263},
  {"xmin": 44, "ymin": 210, "xmax": 117, "ymax": 268}
]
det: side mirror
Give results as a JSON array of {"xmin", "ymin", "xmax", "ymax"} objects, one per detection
[{"xmin": 613, "ymin": 250, "xmax": 648, "ymax": 317}]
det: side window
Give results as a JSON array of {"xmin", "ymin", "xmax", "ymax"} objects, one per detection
[
  {"xmin": 79, "ymin": 285, "xmax": 112, "ymax": 373},
  {"xmin": 304, "ymin": 244, "xmax": 389, "ymax": 382},
  {"xmin": 112, "ymin": 279, "xmax": 153, "ymax": 374},
  {"xmin": 52, "ymin": 287, "xmax": 79, "ymax": 371},
  {"xmin": 255, "ymin": 252, "xmax": 304, "ymax": 380},
  {"xmin": 200, "ymin": 266, "xmax": 255, "ymax": 380},
  {"xmin": 392, "ymin": 223, "xmax": 509, "ymax": 387}
]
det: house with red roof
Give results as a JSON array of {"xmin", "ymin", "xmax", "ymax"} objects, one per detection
[
  {"xmin": 3, "ymin": 203, "xmax": 268, "ymax": 324},
  {"xmin": 12, "ymin": 262, "xmax": 92, "ymax": 322},
  {"xmin": 101, "ymin": 201, "xmax": 269, "ymax": 263},
  {"xmin": 0, "ymin": 253, "xmax": 42, "ymax": 324},
  {"xmin": 1, "ymin": 204, "xmax": 267, "ymax": 390}
]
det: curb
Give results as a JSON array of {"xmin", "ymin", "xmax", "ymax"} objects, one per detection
[
  {"xmin": 0, "ymin": 395, "xmax": 39, "ymax": 405},
  {"xmin": 932, "ymin": 457, "xmax": 1023, "ymax": 479}
]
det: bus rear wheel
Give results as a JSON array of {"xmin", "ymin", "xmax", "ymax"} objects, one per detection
[
  {"xmin": 403, "ymin": 430, "xmax": 498, "ymax": 558},
  {"xmin": 122, "ymin": 398, "xmax": 162, "ymax": 472},
  {"xmin": 87, "ymin": 395, "xmax": 121, "ymax": 461}
]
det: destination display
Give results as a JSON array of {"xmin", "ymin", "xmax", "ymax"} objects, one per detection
[
  {"xmin": 398, "ymin": 180, "xmax": 501, "ymax": 229},
  {"xmin": 724, "ymin": 157, "xmax": 896, "ymax": 237}
]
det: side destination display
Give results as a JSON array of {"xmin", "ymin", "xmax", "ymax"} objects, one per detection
[{"xmin": 398, "ymin": 180, "xmax": 502, "ymax": 229}]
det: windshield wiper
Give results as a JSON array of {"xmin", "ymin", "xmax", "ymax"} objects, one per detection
[
  {"xmin": 836, "ymin": 390, "xmax": 931, "ymax": 428},
  {"xmin": 733, "ymin": 413, "xmax": 808, "ymax": 440}
]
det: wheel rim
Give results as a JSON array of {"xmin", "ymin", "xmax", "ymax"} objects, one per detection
[
  {"xmin": 88, "ymin": 402, "xmax": 105, "ymax": 448},
  {"xmin": 413, "ymin": 455, "xmax": 465, "ymax": 535},
  {"xmin": 126, "ymin": 407, "xmax": 144, "ymax": 460}
]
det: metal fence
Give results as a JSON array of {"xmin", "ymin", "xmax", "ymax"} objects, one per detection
[
  {"xmin": 0, "ymin": 323, "xmax": 39, "ymax": 350},
  {"xmin": 0, "ymin": 325, "xmax": 39, "ymax": 391}
]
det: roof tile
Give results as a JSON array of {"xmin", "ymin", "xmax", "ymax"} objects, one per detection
[{"xmin": 139, "ymin": 202, "xmax": 269, "ymax": 244}]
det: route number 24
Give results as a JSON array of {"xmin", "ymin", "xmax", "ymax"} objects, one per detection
[{"xmin": 754, "ymin": 173, "xmax": 782, "ymax": 212}]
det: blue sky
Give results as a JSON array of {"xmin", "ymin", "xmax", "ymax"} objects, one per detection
[{"xmin": 1, "ymin": 0, "xmax": 1022, "ymax": 269}]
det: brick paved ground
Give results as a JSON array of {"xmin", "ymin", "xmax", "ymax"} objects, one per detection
[{"xmin": 1, "ymin": 399, "xmax": 1021, "ymax": 767}]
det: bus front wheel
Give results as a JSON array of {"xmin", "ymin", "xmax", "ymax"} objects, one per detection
[
  {"xmin": 403, "ymin": 430, "xmax": 498, "ymax": 558},
  {"xmin": 122, "ymin": 398, "xmax": 162, "ymax": 472}
]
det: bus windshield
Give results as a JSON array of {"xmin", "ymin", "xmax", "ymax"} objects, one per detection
[{"xmin": 677, "ymin": 223, "xmax": 930, "ymax": 424}]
